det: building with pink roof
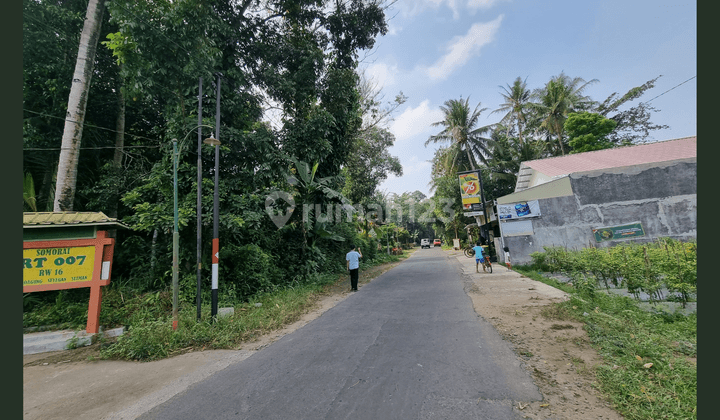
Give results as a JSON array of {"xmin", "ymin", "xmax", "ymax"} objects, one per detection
[{"xmin": 492, "ymin": 137, "xmax": 696, "ymax": 265}]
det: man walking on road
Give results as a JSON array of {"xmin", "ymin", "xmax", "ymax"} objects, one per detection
[{"xmin": 346, "ymin": 244, "xmax": 363, "ymax": 291}]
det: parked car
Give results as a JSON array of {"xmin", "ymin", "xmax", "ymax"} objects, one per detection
[
  {"xmin": 433, "ymin": 239, "xmax": 442, "ymax": 247},
  {"xmin": 420, "ymin": 238, "xmax": 430, "ymax": 249}
]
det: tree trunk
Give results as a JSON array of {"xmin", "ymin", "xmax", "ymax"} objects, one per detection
[
  {"xmin": 150, "ymin": 228, "xmax": 159, "ymax": 273},
  {"xmin": 465, "ymin": 147, "xmax": 475, "ymax": 171},
  {"xmin": 108, "ymin": 74, "xmax": 126, "ymax": 220},
  {"xmin": 53, "ymin": 0, "xmax": 105, "ymax": 211}
]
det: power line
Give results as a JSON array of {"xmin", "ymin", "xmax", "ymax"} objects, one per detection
[
  {"xmin": 643, "ymin": 76, "xmax": 696, "ymax": 104},
  {"xmin": 23, "ymin": 109, "xmax": 215, "ymax": 153},
  {"xmin": 23, "ymin": 109, "xmax": 161, "ymax": 143},
  {"xmin": 24, "ymin": 145, "xmax": 160, "ymax": 151}
]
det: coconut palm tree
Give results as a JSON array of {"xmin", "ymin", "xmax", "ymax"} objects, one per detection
[
  {"xmin": 491, "ymin": 77, "xmax": 532, "ymax": 146},
  {"xmin": 529, "ymin": 72, "xmax": 598, "ymax": 155},
  {"xmin": 425, "ymin": 97, "xmax": 495, "ymax": 172}
]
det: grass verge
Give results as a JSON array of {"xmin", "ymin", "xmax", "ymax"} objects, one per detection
[{"xmin": 514, "ymin": 265, "xmax": 697, "ymax": 420}]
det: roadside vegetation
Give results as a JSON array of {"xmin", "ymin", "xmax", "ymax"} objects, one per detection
[
  {"xmin": 514, "ymin": 239, "xmax": 697, "ymax": 420},
  {"xmin": 24, "ymin": 250, "xmax": 412, "ymax": 361},
  {"xmin": 23, "ymin": 3, "xmax": 692, "ymax": 417}
]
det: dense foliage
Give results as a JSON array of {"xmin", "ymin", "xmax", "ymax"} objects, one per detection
[
  {"xmin": 23, "ymin": 0, "xmax": 416, "ymax": 319},
  {"xmin": 23, "ymin": 0, "xmax": 677, "ymax": 330}
]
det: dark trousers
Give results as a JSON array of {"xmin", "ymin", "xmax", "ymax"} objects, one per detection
[{"xmin": 349, "ymin": 268, "xmax": 359, "ymax": 290}]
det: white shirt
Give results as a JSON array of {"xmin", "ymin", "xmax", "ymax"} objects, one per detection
[{"xmin": 346, "ymin": 250, "xmax": 361, "ymax": 270}]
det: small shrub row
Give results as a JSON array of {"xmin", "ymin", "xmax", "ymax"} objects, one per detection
[{"xmin": 529, "ymin": 238, "xmax": 696, "ymax": 306}]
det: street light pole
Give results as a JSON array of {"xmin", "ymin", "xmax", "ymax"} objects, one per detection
[
  {"xmin": 196, "ymin": 77, "xmax": 203, "ymax": 322},
  {"xmin": 172, "ymin": 139, "xmax": 179, "ymax": 330}
]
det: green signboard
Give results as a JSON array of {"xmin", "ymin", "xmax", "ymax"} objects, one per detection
[{"xmin": 592, "ymin": 222, "xmax": 645, "ymax": 242}]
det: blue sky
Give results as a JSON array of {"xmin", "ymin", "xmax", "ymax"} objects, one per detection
[{"xmin": 359, "ymin": 0, "xmax": 697, "ymax": 198}]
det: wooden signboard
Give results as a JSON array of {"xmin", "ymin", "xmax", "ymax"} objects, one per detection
[{"xmin": 23, "ymin": 230, "xmax": 115, "ymax": 334}]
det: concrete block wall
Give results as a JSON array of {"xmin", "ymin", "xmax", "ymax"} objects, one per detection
[{"xmin": 502, "ymin": 160, "xmax": 697, "ymax": 265}]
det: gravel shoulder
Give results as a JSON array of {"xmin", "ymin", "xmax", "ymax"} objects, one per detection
[{"xmin": 449, "ymin": 249, "xmax": 623, "ymax": 420}]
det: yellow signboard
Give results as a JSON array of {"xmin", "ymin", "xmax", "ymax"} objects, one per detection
[
  {"xmin": 23, "ymin": 246, "xmax": 96, "ymax": 287},
  {"xmin": 458, "ymin": 172, "xmax": 481, "ymax": 210}
]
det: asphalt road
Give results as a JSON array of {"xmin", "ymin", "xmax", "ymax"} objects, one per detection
[{"xmin": 138, "ymin": 248, "xmax": 542, "ymax": 420}]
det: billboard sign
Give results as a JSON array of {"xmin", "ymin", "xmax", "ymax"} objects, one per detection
[
  {"xmin": 592, "ymin": 222, "xmax": 645, "ymax": 242},
  {"xmin": 458, "ymin": 171, "xmax": 482, "ymax": 211},
  {"xmin": 497, "ymin": 200, "xmax": 541, "ymax": 220}
]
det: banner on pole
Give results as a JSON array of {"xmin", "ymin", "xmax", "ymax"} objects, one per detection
[{"xmin": 458, "ymin": 171, "xmax": 483, "ymax": 211}]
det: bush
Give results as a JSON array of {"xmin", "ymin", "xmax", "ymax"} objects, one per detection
[
  {"xmin": 219, "ymin": 243, "xmax": 280, "ymax": 300},
  {"xmin": 530, "ymin": 239, "xmax": 696, "ymax": 307}
]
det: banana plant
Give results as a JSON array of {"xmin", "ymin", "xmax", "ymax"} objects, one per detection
[
  {"xmin": 287, "ymin": 156, "xmax": 351, "ymax": 248},
  {"xmin": 23, "ymin": 173, "xmax": 38, "ymax": 212}
]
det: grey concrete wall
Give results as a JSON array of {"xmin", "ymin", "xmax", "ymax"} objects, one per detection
[{"xmin": 502, "ymin": 159, "xmax": 697, "ymax": 265}]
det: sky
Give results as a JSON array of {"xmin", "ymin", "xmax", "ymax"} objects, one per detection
[{"xmin": 359, "ymin": 0, "xmax": 697, "ymax": 199}]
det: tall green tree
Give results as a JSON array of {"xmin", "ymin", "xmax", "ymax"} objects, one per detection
[
  {"xmin": 594, "ymin": 76, "xmax": 670, "ymax": 144},
  {"xmin": 491, "ymin": 76, "xmax": 532, "ymax": 146},
  {"xmin": 484, "ymin": 127, "xmax": 545, "ymax": 195},
  {"xmin": 529, "ymin": 72, "xmax": 598, "ymax": 156},
  {"xmin": 342, "ymin": 126, "xmax": 402, "ymax": 205},
  {"xmin": 425, "ymin": 97, "xmax": 495, "ymax": 172},
  {"xmin": 565, "ymin": 112, "xmax": 617, "ymax": 154}
]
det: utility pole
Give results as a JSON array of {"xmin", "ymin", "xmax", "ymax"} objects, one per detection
[
  {"xmin": 196, "ymin": 77, "xmax": 203, "ymax": 322},
  {"xmin": 211, "ymin": 74, "xmax": 221, "ymax": 319}
]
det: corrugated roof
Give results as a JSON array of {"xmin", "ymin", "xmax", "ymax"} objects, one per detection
[
  {"xmin": 23, "ymin": 212, "xmax": 129, "ymax": 228},
  {"xmin": 523, "ymin": 136, "xmax": 696, "ymax": 178}
]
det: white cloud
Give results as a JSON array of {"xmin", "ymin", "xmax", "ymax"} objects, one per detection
[
  {"xmin": 364, "ymin": 62, "xmax": 398, "ymax": 90},
  {"xmin": 379, "ymin": 156, "xmax": 434, "ymax": 197},
  {"xmin": 395, "ymin": 0, "xmax": 461, "ymax": 20},
  {"xmin": 390, "ymin": 100, "xmax": 445, "ymax": 144},
  {"xmin": 467, "ymin": 0, "xmax": 511, "ymax": 11},
  {"xmin": 426, "ymin": 15, "xmax": 504, "ymax": 81}
]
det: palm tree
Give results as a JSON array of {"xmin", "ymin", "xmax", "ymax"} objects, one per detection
[
  {"xmin": 425, "ymin": 98, "xmax": 495, "ymax": 172},
  {"xmin": 486, "ymin": 131, "xmax": 547, "ymax": 188},
  {"xmin": 529, "ymin": 72, "xmax": 598, "ymax": 155},
  {"xmin": 491, "ymin": 77, "xmax": 532, "ymax": 146}
]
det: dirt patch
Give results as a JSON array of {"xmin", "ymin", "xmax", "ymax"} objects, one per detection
[{"xmin": 450, "ymin": 250, "xmax": 623, "ymax": 420}]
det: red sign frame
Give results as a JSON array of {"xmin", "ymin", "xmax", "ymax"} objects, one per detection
[{"xmin": 23, "ymin": 230, "xmax": 115, "ymax": 333}]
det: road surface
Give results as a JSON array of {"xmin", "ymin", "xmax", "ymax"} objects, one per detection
[{"xmin": 137, "ymin": 248, "xmax": 542, "ymax": 419}]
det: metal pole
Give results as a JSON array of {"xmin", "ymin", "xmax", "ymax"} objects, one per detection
[
  {"xmin": 211, "ymin": 74, "xmax": 221, "ymax": 319},
  {"xmin": 172, "ymin": 139, "xmax": 179, "ymax": 330},
  {"xmin": 196, "ymin": 77, "xmax": 203, "ymax": 322},
  {"xmin": 477, "ymin": 168, "xmax": 490, "ymax": 246}
]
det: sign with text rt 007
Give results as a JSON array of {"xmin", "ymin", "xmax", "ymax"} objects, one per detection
[
  {"xmin": 23, "ymin": 246, "xmax": 96, "ymax": 287},
  {"xmin": 23, "ymin": 231, "xmax": 115, "ymax": 334}
]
